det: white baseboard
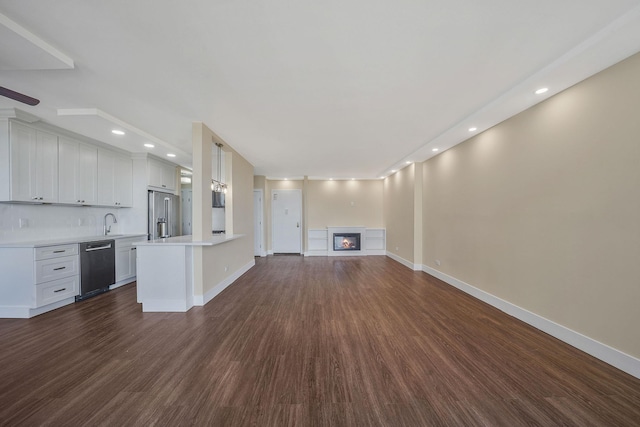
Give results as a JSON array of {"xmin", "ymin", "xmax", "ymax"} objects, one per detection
[
  {"xmin": 386, "ymin": 251, "xmax": 422, "ymax": 271},
  {"xmin": 110, "ymin": 278, "xmax": 135, "ymax": 290},
  {"xmin": 366, "ymin": 249, "xmax": 386, "ymax": 256},
  {"xmin": 422, "ymin": 264, "xmax": 640, "ymax": 380},
  {"xmin": 304, "ymin": 250, "xmax": 328, "ymax": 257},
  {"xmin": 0, "ymin": 306, "xmax": 30, "ymax": 318},
  {"xmin": 0, "ymin": 297, "xmax": 76, "ymax": 319},
  {"xmin": 194, "ymin": 259, "xmax": 256, "ymax": 306},
  {"xmin": 141, "ymin": 299, "xmax": 192, "ymax": 312}
]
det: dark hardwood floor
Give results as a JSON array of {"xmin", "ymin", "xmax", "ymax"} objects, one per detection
[{"xmin": 1, "ymin": 256, "xmax": 639, "ymax": 426}]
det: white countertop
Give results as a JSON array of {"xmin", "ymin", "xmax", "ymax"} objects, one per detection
[
  {"xmin": 134, "ymin": 234, "xmax": 244, "ymax": 247},
  {"xmin": 0, "ymin": 234, "xmax": 148, "ymax": 248}
]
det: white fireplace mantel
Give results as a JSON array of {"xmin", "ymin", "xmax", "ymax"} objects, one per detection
[{"xmin": 306, "ymin": 227, "xmax": 386, "ymax": 257}]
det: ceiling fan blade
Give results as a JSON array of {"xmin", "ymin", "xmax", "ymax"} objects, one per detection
[{"xmin": 0, "ymin": 86, "xmax": 40, "ymax": 106}]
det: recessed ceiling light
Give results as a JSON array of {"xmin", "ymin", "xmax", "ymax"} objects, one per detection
[
  {"xmin": 111, "ymin": 129, "xmax": 125, "ymax": 135},
  {"xmin": 468, "ymin": 127, "xmax": 477, "ymax": 132},
  {"xmin": 405, "ymin": 161, "xmax": 411, "ymax": 164},
  {"xmin": 329, "ymin": 178, "xmax": 333, "ymax": 181},
  {"xmin": 284, "ymin": 178, "xmax": 288, "ymax": 181},
  {"xmin": 432, "ymin": 148, "xmax": 439, "ymax": 152},
  {"xmin": 144, "ymin": 143, "xmax": 154, "ymax": 148},
  {"xmin": 535, "ymin": 87, "xmax": 549, "ymax": 95},
  {"xmin": 391, "ymin": 169, "xmax": 397, "ymax": 173},
  {"xmin": 351, "ymin": 178, "xmax": 355, "ymax": 181},
  {"xmin": 167, "ymin": 153, "xmax": 176, "ymax": 158}
]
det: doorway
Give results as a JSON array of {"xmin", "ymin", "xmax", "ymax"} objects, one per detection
[
  {"xmin": 253, "ymin": 190, "xmax": 265, "ymax": 256},
  {"xmin": 271, "ymin": 189, "xmax": 302, "ymax": 254}
]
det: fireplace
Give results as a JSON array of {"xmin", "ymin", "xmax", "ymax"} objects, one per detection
[{"xmin": 333, "ymin": 233, "xmax": 361, "ymax": 251}]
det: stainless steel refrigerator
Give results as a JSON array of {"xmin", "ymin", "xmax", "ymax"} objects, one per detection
[{"xmin": 148, "ymin": 190, "xmax": 180, "ymax": 239}]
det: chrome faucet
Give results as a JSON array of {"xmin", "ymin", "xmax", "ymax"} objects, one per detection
[{"xmin": 103, "ymin": 213, "xmax": 117, "ymax": 235}]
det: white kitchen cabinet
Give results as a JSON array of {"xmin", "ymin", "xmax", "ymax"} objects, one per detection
[
  {"xmin": 97, "ymin": 148, "xmax": 133, "ymax": 207},
  {"xmin": 115, "ymin": 237, "xmax": 139, "ymax": 284},
  {"xmin": 148, "ymin": 158, "xmax": 176, "ymax": 192},
  {"xmin": 58, "ymin": 137, "xmax": 98, "ymax": 205},
  {"xmin": 0, "ymin": 243, "xmax": 79, "ymax": 318},
  {"xmin": 8, "ymin": 121, "xmax": 58, "ymax": 203}
]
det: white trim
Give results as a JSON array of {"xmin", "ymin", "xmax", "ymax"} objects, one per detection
[
  {"xmin": 194, "ymin": 259, "xmax": 255, "ymax": 306},
  {"xmin": 386, "ymin": 251, "xmax": 421, "ymax": 270},
  {"xmin": 0, "ymin": 11, "xmax": 75, "ymax": 69},
  {"xmin": 366, "ymin": 249, "xmax": 387, "ymax": 256},
  {"xmin": 422, "ymin": 264, "xmax": 640, "ymax": 379},
  {"xmin": 0, "ymin": 296, "xmax": 77, "ymax": 319},
  {"xmin": 140, "ymin": 299, "xmax": 192, "ymax": 312},
  {"xmin": 0, "ymin": 306, "xmax": 30, "ymax": 318},
  {"xmin": 57, "ymin": 108, "xmax": 189, "ymax": 158},
  {"xmin": 110, "ymin": 278, "xmax": 135, "ymax": 290},
  {"xmin": 305, "ymin": 250, "xmax": 328, "ymax": 257}
]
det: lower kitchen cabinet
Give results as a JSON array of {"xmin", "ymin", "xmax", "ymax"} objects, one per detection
[
  {"xmin": 115, "ymin": 237, "xmax": 138, "ymax": 285},
  {"xmin": 0, "ymin": 243, "xmax": 80, "ymax": 318}
]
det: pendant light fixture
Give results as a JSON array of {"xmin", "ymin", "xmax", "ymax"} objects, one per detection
[{"xmin": 212, "ymin": 142, "xmax": 227, "ymax": 193}]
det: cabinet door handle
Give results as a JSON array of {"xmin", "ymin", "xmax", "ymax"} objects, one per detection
[
  {"xmin": 131, "ymin": 247, "xmax": 136, "ymax": 251},
  {"xmin": 53, "ymin": 266, "xmax": 66, "ymax": 271},
  {"xmin": 53, "ymin": 250, "xmax": 65, "ymax": 254},
  {"xmin": 53, "ymin": 288, "xmax": 67, "ymax": 293}
]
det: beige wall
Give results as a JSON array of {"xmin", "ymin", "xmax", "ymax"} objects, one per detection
[
  {"xmin": 306, "ymin": 180, "xmax": 383, "ymax": 229},
  {"xmin": 422, "ymin": 53, "xmax": 640, "ymax": 358},
  {"xmin": 257, "ymin": 178, "xmax": 384, "ymax": 253},
  {"xmin": 384, "ymin": 164, "xmax": 416, "ymax": 264},
  {"xmin": 203, "ymin": 143, "xmax": 254, "ymax": 296},
  {"xmin": 192, "ymin": 123, "xmax": 255, "ymax": 297}
]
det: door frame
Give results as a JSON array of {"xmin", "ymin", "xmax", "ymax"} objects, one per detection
[
  {"xmin": 253, "ymin": 189, "xmax": 266, "ymax": 257},
  {"xmin": 271, "ymin": 188, "xmax": 302, "ymax": 254}
]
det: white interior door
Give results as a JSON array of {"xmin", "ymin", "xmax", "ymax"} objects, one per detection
[
  {"xmin": 271, "ymin": 189, "xmax": 302, "ymax": 254},
  {"xmin": 253, "ymin": 190, "xmax": 264, "ymax": 256}
]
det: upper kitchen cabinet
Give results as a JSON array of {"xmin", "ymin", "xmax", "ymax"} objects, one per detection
[
  {"xmin": 58, "ymin": 137, "xmax": 98, "ymax": 205},
  {"xmin": 3, "ymin": 121, "xmax": 59, "ymax": 203},
  {"xmin": 97, "ymin": 148, "xmax": 132, "ymax": 207},
  {"xmin": 148, "ymin": 157, "xmax": 177, "ymax": 192}
]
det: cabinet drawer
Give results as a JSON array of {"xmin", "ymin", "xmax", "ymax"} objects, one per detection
[
  {"xmin": 35, "ymin": 255, "xmax": 78, "ymax": 283},
  {"xmin": 35, "ymin": 244, "xmax": 79, "ymax": 260},
  {"xmin": 35, "ymin": 276, "xmax": 79, "ymax": 307}
]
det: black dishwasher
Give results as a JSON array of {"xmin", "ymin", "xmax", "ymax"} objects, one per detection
[{"xmin": 77, "ymin": 240, "xmax": 115, "ymax": 301}]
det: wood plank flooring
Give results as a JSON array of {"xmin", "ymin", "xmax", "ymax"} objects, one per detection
[{"xmin": 1, "ymin": 255, "xmax": 639, "ymax": 426}]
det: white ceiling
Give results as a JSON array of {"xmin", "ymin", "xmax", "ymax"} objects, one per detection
[{"xmin": 1, "ymin": 1, "xmax": 640, "ymax": 179}]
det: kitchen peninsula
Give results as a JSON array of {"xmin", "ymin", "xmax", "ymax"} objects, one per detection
[{"xmin": 134, "ymin": 233, "xmax": 249, "ymax": 312}]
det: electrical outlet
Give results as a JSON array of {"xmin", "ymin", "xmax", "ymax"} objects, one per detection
[
  {"xmin": 395, "ymin": 246, "xmax": 399, "ymax": 251},
  {"xmin": 435, "ymin": 259, "xmax": 441, "ymax": 266},
  {"xmin": 224, "ymin": 266, "xmax": 228, "ymax": 272},
  {"xmin": 19, "ymin": 218, "xmax": 28, "ymax": 228}
]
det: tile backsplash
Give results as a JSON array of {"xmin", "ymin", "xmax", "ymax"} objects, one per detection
[{"xmin": 0, "ymin": 203, "xmax": 128, "ymax": 242}]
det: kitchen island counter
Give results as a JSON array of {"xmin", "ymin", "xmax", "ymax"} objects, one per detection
[
  {"xmin": 134, "ymin": 233, "xmax": 252, "ymax": 313},
  {"xmin": 133, "ymin": 233, "xmax": 243, "ymax": 247}
]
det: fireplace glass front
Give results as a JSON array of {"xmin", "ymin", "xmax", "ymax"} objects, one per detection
[{"xmin": 333, "ymin": 233, "xmax": 361, "ymax": 251}]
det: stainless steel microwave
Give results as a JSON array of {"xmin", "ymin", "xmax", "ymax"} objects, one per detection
[{"xmin": 212, "ymin": 191, "xmax": 225, "ymax": 208}]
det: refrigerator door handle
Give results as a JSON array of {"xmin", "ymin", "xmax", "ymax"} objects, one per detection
[{"xmin": 164, "ymin": 197, "xmax": 171, "ymax": 237}]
